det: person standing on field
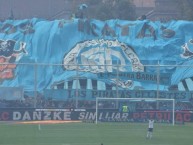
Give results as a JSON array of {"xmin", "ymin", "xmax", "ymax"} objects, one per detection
[{"xmin": 146, "ymin": 119, "xmax": 154, "ymax": 139}]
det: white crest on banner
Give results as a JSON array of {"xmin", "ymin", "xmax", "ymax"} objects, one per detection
[{"xmin": 63, "ymin": 39, "xmax": 144, "ymax": 88}]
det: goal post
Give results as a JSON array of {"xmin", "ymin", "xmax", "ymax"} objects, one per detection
[{"xmin": 95, "ymin": 97, "xmax": 175, "ymax": 125}]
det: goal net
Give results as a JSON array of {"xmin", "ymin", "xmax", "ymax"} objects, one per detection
[{"xmin": 95, "ymin": 98, "xmax": 175, "ymax": 125}]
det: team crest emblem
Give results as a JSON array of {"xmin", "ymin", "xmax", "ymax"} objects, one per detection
[{"xmin": 61, "ymin": 39, "xmax": 144, "ymax": 89}]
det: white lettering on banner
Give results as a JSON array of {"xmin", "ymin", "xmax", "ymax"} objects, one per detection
[
  {"xmin": 33, "ymin": 112, "xmax": 41, "ymax": 120},
  {"xmin": 12, "ymin": 111, "xmax": 72, "ymax": 121},
  {"xmin": 78, "ymin": 112, "xmax": 130, "ymax": 120},
  {"xmin": 53, "ymin": 112, "xmax": 62, "ymax": 120},
  {"xmin": 88, "ymin": 112, "xmax": 96, "ymax": 120},
  {"xmin": 63, "ymin": 112, "xmax": 71, "ymax": 120},
  {"xmin": 44, "ymin": 111, "xmax": 51, "ymax": 120},
  {"xmin": 79, "ymin": 112, "xmax": 85, "ymax": 120},
  {"xmin": 99, "ymin": 113, "xmax": 103, "ymax": 120},
  {"xmin": 105, "ymin": 112, "xmax": 109, "ymax": 118},
  {"xmin": 79, "ymin": 112, "xmax": 96, "ymax": 120},
  {"xmin": 6, "ymin": 110, "xmax": 193, "ymax": 122},
  {"xmin": 13, "ymin": 112, "xmax": 21, "ymax": 120},
  {"xmin": 22, "ymin": 111, "xmax": 31, "ymax": 120},
  {"xmin": 44, "ymin": 90, "xmax": 189, "ymax": 100},
  {"xmin": 122, "ymin": 113, "xmax": 129, "ymax": 119},
  {"xmin": 114, "ymin": 113, "xmax": 121, "ymax": 119}
]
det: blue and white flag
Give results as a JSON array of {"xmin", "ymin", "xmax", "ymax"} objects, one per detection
[{"xmin": 0, "ymin": 18, "xmax": 193, "ymax": 91}]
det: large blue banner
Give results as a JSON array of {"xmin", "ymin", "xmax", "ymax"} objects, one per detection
[{"xmin": 1, "ymin": 18, "xmax": 193, "ymax": 93}]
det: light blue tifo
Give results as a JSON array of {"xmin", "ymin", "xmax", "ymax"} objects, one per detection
[{"xmin": 0, "ymin": 18, "xmax": 193, "ymax": 96}]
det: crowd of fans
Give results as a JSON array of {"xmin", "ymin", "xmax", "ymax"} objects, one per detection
[{"xmin": 0, "ymin": 93, "xmax": 193, "ymax": 111}]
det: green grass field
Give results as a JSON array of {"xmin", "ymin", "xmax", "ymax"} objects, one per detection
[{"xmin": 0, "ymin": 122, "xmax": 193, "ymax": 145}]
